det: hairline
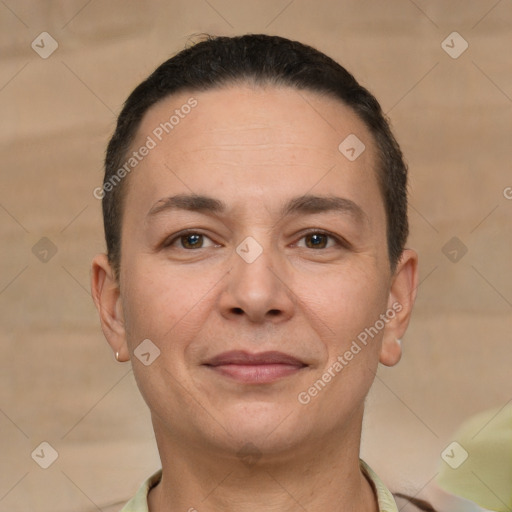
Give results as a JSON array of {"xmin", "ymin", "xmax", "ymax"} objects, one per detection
[{"xmin": 109, "ymin": 80, "xmax": 394, "ymax": 278}]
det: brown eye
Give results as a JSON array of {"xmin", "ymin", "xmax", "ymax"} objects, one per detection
[
  {"xmin": 180, "ymin": 233, "xmax": 204, "ymax": 249},
  {"xmin": 304, "ymin": 233, "xmax": 330, "ymax": 249},
  {"xmin": 162, "ymin": 231, "xmax": 219, "ymax": 251}
]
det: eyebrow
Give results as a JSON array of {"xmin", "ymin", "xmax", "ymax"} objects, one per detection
[
  {"xmin": 147, "ymin": 193, "xmax": 367, "ymax": 224},
  {"xmin": 281, "ymin": 195, "xmax": 367, "ymax": 224},
  {"xmin": 147, "ymin": 194, "xmax": 225, "ymax": 217}
]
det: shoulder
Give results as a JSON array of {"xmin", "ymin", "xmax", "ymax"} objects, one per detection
[
  {"xmin": 119, "ymin": 470, "xmax": 162, "ymax": 512},
  {"xmin": 393, "ymin": 493, "xmax": 437, "ymax": 511},
  {"xmin": 360, "ymin": 461, "xmax": 438, "ymax": 512},
  {"xmin": 360, "ymin": 460, "xmax": 399, "ymax": 512}
]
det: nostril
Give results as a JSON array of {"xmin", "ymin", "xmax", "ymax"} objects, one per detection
[
  {"xmin": 232, "ymin": 307, "xmax": 244, "ymax": 315},
  {"xmin": 268, "ymin": 309, "xmax": 281, "ymax": 316}
]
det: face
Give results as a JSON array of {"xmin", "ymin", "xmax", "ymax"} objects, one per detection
[{"xmin": 93, "ymin": 84, "xmax": 417, "ymax": 460}]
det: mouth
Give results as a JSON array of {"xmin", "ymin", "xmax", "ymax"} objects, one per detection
[{"xmin": 203, "ymin": 350, "xmax": 307, "ymax": 384}]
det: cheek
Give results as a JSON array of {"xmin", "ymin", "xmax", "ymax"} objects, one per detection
[
  {"xmin": 295, "ymin": 262, "xmax": 389, "ymax": 347},
  {"xmin": 295, "ymin": 268, "xmax": 387, "ymax": 420},
  {"xmin": 119, "ymin": 259, "xmax": 222, "ymax": 426},
  {"xmin": 120, "ymin": 257, "xmax": 222, "ymax": 351}
]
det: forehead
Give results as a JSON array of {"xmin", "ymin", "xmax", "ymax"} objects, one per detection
[
  {"xmin": 135, "ymin": 84, "xmax": 372, "ymax": 159},
  {"xmin": 125, "ymin": 84, "xmax": 382, "ymax": 218}
]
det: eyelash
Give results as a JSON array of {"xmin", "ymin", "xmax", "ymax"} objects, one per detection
[
  {"xmin": 296, "ymin": 229, "xmax": 350, "ymax": 250},
  {"xmin": 161, "ymin": 229, "xmax": 349, "ymax": 250},
  {"xmin": 161, "ymin": 229, "xmax": 218, "ymax": 249}
]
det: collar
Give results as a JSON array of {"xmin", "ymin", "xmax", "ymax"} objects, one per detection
[{"xmin": 121, "ymin": 459, "xmax": 398, "ymax": 511}]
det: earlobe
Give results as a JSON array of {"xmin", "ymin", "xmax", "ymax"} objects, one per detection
[
  {"xmin": 91, "ymin": 254, "xmax": 130, "ymax": 362},
  {"xmin": 380, "ymin": 338, "xmax": 402, "ymax": 367},
  {"xmin": 379, "ymin": 249, "xmax": 419, "ymax": 367}
]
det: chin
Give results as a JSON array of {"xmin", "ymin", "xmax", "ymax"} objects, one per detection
[{"xmin": 213, "ymin": 402, "xmax": 307, "ymax": 453}]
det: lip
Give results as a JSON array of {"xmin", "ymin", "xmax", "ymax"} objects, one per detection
[{"xmin": 204, "ymin": 350, "xmax": 307, "ymax": 384}]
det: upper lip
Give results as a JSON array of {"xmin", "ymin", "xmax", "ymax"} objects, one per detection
[{"xmin": 204, "ymin": 350, "xmax": 306, "ymax": 367}]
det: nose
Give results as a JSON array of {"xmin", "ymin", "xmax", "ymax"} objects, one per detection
[{"xmin": 217, "ymin": 242, "xmax": 295, "ymax": 324}]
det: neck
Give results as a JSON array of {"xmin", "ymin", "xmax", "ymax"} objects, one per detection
[{"xmin": 147, "ymin": 414, "xmax": 379, "ymax": 512}]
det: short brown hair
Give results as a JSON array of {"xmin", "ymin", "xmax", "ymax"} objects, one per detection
[{"xmin": 102, "ymin": 34, "xmax": 409, "ymax": 277}]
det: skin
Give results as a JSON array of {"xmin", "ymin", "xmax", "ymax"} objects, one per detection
[{"xmin": 92, "ymin": 84, "xmax": 418, "ymax": 512}]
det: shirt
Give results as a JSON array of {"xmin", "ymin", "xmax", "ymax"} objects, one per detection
[{"xmin": 120, "ymin": 459, "xmax": 399, "ymax": 511}]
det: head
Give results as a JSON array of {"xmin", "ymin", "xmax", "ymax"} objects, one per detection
[
  {"xmin": 92, "ymin": 34, "xmax": 418, "ymax": 462},
  {"xmin": 101, "ymin": 34, "xmax": 409, "ymax": 279}
]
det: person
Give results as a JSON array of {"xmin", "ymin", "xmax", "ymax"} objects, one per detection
[{"xmin": 91, "ymin": 34, "xmax": 432, "ymax": 511}]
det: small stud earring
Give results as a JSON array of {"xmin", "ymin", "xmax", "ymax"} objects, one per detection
[{"xmin": 115, "ymin": 351, "xmax": 120, "ymax": 361}]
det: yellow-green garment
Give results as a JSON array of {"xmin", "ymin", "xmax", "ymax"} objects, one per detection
[
  {"xmin": 437, "ymin": 404, "xmax": 512, "ymax": 511},
  {"xmin": 120, "ymin": 459, "xmax": 399, "ymax": 511}
]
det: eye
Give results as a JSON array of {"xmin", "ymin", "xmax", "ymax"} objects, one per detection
[
  {"xmin": 180, "ymin": 233, "xmax": 205, "ymax": 249},
  {"xmin": 164, "ymin": 231, "xmax": 218, "ymax": 250},
  {"xmin": 296, "ymin": 231, "xmax": 340, "ymax": 249}
]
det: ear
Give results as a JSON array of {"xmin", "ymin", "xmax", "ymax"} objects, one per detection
[
  {"xmin": 379, "ymin": 249, "xmax": 419, "ymax": 367},
  {"xmin": 91, "ymin": 253, "xmax": 130, "ymax": 362}
]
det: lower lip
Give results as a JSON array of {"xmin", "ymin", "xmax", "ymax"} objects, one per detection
[{"xmin": 207, "ymin": 364, "xmax": 304, "ymax": 384}]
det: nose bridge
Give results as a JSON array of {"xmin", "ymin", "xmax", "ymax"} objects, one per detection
[{"xmin": 221, "ymin": 235, "xmax": 294, "ymax": 322}]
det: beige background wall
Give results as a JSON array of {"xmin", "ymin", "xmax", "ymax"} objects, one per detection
[{"xmin": 1, "ymin": 1, "xmax": 511, "ymax": 511}]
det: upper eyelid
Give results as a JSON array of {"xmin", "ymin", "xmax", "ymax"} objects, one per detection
[
  {"xmin": 164, "ymin": 230, "xmax": 218, "ymax": 248},
  {"xmin": 155, "ymin": 230, "xmax": 201, "ymax": 249},
  {"xmin": 293, "ymin": 230, "xmax": 348, "ymax": 248}
]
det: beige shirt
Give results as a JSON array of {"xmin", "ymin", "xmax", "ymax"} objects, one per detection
[{"xmin": 120, "ymin": 459, "xmax": 399, "ymax": 512}]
